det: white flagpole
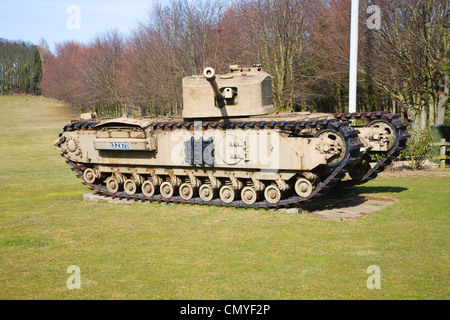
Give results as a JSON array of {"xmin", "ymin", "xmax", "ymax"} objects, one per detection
[{"xmin": 349, "ymin": 0, "xmax": 359, "ymax": 113}]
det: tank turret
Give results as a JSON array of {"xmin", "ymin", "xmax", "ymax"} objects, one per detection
[{"xmin": 182, "ymin": 65, "xmax": 275, "ymax": 119}]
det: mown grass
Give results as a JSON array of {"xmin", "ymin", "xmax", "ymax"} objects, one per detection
[{"xmin": 0, "ymin": 96, "xmax": 448, "ymax": 299}]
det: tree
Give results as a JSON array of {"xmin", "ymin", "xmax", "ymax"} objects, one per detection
[
  {"xmin": 118, "ymin": 0, "xmax": 229, "ymax": 115},
  {"xmin": 0, "ymin": 39, "xmax": 42, "ymax": 95},
  {"xmin": 360, "ymin": 0, "xmax": 449, "ymax": 128},
  {"xmin": 232, "ymin": 0, "xmax": 313, "ymax": 111},
  {"xmin": 306, "ymin": 0, "xmax": 353, "ymax": 113},
  {"xmin": 79, "ymin": 30, "xmax": 125, "ymax": 116},
  {"xmin": 40, "ymin": 32, "xmax": 125, "ymax": 117},
  {"xmin": 38, "ymin": 0, "xmax": 448, "ymax": 123}
]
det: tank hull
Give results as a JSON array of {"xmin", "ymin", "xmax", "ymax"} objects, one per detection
[{"xmin": 55, "ymin": 114, "xmax": 364, "ymax": 208}]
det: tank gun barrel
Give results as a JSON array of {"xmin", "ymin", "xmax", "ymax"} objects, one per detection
[{"xmin": 203, "ymin": 67, "xmax": 225, "ymax": 108}]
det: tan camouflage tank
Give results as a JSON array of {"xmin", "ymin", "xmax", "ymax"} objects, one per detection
[{"xmin": 53, "ymin": 65, "xmax": 409, "ymax": 208}]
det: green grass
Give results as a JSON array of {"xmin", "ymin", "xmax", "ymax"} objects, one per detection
[{"xmin": 0, "ymin": 95, "xmax": 448, "ymax": 299}]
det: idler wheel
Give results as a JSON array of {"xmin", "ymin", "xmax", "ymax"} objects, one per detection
[
  {"xmin": 141, "ymin": 181, "xmax": 155, "ymax": 198},
  {"xmin": 367, "ymin": 119, "xmax": 395, "ymax": 150},
  {"xmin": 241, "ymin": 187, "xmax": 258, "ymax": 205},
  {"xmin": 83, "ymin": 168, "xmax": 96, "ymax": 184},
  {"xmin": 179, "ymin": 183, "xmax": 194, "ymax": 200},
  {"xmin": 219, "ymin": 185, "xmax": 235, "ymax": 204},
  {"xmin": 199, "ymin": 184, "xmax": 214, "ymax": 202},
  {"xmin": 160, "ymin": 182, "xmax": 175, "ymax": 199},
  {"xmin": 124, "ymin": 179, "xmax": 137, "ymax": 196},
  {"xmin": 295, "ymin": 178, "xmax": 313, "ymax": 198},
  {"xmin": 264, "ymin": 185, "xmax": 281, "ymax": 204},
  {"xmin": 314, "ymin": 129, "xmax": 346, "ymax": 167},
  {"xmin": 106, "ymin": 177, "xmax": 120, "ymax": 194}
]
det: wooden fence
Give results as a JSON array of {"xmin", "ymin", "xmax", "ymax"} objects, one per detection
[{"xmin": 430, "ymin": 139, "xmax": 450, "ymax": 169}]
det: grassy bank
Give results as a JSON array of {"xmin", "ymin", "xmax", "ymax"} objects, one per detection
[{"xmin": 0, "ymin": 96, "xmax": 448, "ymax": 299}]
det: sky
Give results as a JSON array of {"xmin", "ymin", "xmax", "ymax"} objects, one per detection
[{"xmin": 0, "ymin": 0, "xmax": 153, "ymax": 52}]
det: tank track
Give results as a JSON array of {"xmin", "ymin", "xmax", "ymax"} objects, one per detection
[
  {"xmin": 62, "ymin": 119, "xmax": 362, "ymax": 209},
  {"xmin": 333, "ymin": 111, "xmax": 409, "ymax": 187}
]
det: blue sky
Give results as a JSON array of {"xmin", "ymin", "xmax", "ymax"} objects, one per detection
[{"xmin": 0, "ymin": 0, "xmax": 153, "ymax": 52}]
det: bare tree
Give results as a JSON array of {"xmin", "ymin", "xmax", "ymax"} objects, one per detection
[
  {"xmin": 79, "ymin": 30, "xmax": 125, "ymax": 116},
  {"xmin": 119, "ymin": 0, "xmax": 229, "ymax": 115},
  {"xmin": 232, "ymin": 0, "xmax": 313, "ymax": 111},
  {"xmin": 39, "ymin": 0, "xmax": 448, "ymax": 123},
  {"xmin": 361, "ymin": 0, "xmax": 449, "ymax": 127}
]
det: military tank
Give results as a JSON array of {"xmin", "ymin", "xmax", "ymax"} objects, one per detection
[{"xmin": 53, "ymin": 65, "xmax": 408, "ymax": 209}]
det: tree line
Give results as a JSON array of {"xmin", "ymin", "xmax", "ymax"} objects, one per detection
[
  {"xmin": 20, "ymin": 0, "xmax": 450, "ymax": 127},
  {"xmin": 0, "ymin": 38, "xmax": 42, "ymax": 95}
]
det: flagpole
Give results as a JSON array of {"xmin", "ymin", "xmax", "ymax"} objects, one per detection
[{"xmin": 349, "ymin": 0, "xmax": 359, "ymax": 113}]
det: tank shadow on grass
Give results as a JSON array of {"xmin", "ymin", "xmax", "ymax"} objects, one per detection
[
  {"xmin": 353, "ymin": 185, "xmax": 408, "ymax": 194},
  {"xmin": 299, "ymin": 185, "xmax": 407, "ymax": 214}
]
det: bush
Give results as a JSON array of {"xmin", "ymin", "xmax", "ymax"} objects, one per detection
[{"xmin": 401, "ymin": 126, "xmax": 433, "ymax": 170}]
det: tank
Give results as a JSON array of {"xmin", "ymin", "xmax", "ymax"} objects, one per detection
[{"xmin": 53, "ymin": 65, "xmax": 408, "ymax": 208}]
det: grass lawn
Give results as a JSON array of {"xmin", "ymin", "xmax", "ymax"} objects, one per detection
[{"xmin": 0, "ymin": 95, "xmax": 448, "ymax": 299}]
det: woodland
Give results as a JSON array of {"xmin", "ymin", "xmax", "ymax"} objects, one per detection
[{"xmin": 1, "ymin": 0, "xmax": 448, "ymax": 128}]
